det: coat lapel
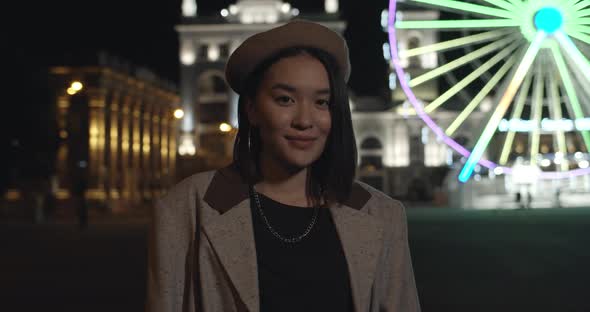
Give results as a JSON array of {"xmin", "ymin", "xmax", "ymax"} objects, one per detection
[
  {"xmin": 201, "ymin": 162, "xmax": 384, "ymax": 312},
  {"xmin": 202, "ymin": 199, "xmax": 259, "ymax": 312},
  {"xmin": 330, "ymin": 204, "xmax": 385, "ymax": 312}
]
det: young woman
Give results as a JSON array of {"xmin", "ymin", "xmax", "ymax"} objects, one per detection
[{"xmin": 147, "ymin": 20, "xmax": 421, "ymax": 312}]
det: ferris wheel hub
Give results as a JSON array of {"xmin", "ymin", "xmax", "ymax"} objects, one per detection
[{"xmin": 534, "ymin": 7, "xmax": 563, "ymax": 34}]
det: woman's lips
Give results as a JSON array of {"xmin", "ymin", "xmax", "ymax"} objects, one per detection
[{"xmin": 286, "ymin": 137, "xmax": 316, "ymax": 149}]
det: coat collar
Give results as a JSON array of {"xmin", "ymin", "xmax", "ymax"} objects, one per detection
[{"xmin": 201, "ymin": 162, "xmax": 385, "ymax": 312}]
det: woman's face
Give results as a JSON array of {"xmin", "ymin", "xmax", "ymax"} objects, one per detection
[{"xmin": 246, "ymin": 53, "xmax": 332, "ymax": 171}]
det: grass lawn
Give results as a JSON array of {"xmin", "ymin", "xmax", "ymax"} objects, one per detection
[{"xmin": 406, "ymin": 207, "xmax": 590, "ymax": 312}]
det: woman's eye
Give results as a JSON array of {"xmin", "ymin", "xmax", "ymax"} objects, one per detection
[
  {"xmin": 275, "ymin": 96, "xmax": 292, "ymax": 104},
  {"xmin": 317, "ymin": 99, "xmax": 330, "ymax": 106}
]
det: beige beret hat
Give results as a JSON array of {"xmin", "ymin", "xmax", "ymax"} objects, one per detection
[{"xmin": 225, "ymin": 19, "xmax": 351, "ymax": 94}]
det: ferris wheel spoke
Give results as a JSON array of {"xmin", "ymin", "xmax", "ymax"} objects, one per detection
[
  {"xmin": 505, "ymin": 0, "xmax": 524, "ymax": 8},
  {"xmin": 572, "ymin": 8, "xmax": 590, "ymax": 18},
  {"xmin": 410, "ymin": 34, "xmax": 519, "ymax": 87},
  {"xmin": 572, "ymin": 1, "xmax": 590, "ymax": 11},
  {"xmin": 567, "ymin": 31, "xmax": 590, "ymax": 45},
  {"xmin": 567, "ymin": 25, "xmax": 590, "ymax": 34},
  {"xmin": 425, "ymin": 40, "xmax": 521, "ymax": 113},
  {"xmin": 565, "ymin": 0, "xmax": 583, "ymax": 6},
  {"xmin": 458, "ymin": 32, "xmax": 546, "ymax": 182},
  {"xmin": 564, "ymin": 23, "xmax": 590, "ymax": 34},
  {"xmin": 571, "ymin": 17, "xmax": 590, "ymax": 24},
  {"xmin": 400, "ymin": 29, "xmax": 514, "ymax": 58},
  {"xmin": 550, "ymin": 42, "xmax": 590, "ymax": 151},
  {"xmin": 395, "ymin": 19, "xmax": 520, "ymax": 30},
  {"xmin": 546, "ymin": 66, "xmax": 569, "ymax": 171},
  {"xmin": 481, "ymin": 0, "xmax": 519, "ymax": 12},
  {"xmin": 556, "ymin": 31, "xmax": 590, "ymax": 80},
  {"xmin": 529, "ymin": 61, "xmax": 544, "ymax": 165},
  {"xmin": 407, "ymin": 0, "xmax": 517, "ymax": 19},
  {"xmin": 499, "ymin": 71, "xmax": 533, "ymax": 165},
  {"xmin": 446, "ymin": 51, "xmax": 520, "ymax": 137}
]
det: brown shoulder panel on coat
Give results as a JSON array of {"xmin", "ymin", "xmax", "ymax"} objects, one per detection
[
  {"xmin": 202, "ymin": 163, "xmax": 250, "ymax": 214},
  {"xmin": 341, "ymin": 182, "xmax": 372, "ymax": 211},
  {"xmin": 204, "ymin": 162, "xmax": 372, "ymax": 213}
]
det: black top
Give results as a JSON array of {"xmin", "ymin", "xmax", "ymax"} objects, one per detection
[{"xmin": 250, "ymin": 191, "xmax": 354, "ymax": 312}]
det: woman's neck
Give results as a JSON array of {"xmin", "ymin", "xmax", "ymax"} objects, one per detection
[{"xmin": 254, "ymin": 153, "xmax": 313, "ymax": 207}]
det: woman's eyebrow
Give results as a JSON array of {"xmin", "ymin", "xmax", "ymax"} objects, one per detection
[
  {"xmin": 271, "ymin": 83, "xmax": 330, "ymax": 96},
  {"xmin": 271, "ymin": 83, "xmax": 296, "ymax": 92},
  {"xmin": 315, "ymin": 88, "xmax": 330, "ymax": 95}
]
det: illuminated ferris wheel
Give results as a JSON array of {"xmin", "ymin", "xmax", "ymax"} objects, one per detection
[{"xmin": 388, "ymin": 0, "xmax": 590, "ymax": 182}]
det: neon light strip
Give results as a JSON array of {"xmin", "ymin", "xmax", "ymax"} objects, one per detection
[
  {"xmin": 529, "ymin": 63, "xmax": 544, "ymax": 165},
  {"xmin": 389, "ymin": 0, "xmax": 590, "ymax": 180},
  {"xmin": 574, "ymin": 9, "xmax": 590, "ymax": 17},
  {"xmin": 572, "ymin": 8, "xmax": 590, "ymax": 18},
  {"xmin": 408, "ymin": 0, "xmax": 516, "ymax": 19},
  {"xmin": 395, "ymin": 19, "xmax": 520, "ymax": 29},
  {"xmin": 565, "ymin": 25, "xmax": 590, "ymax": 34},
  {"xmin": 565, "ymin": 30, "xmax": 590, "ymax": 44},
  {"xmin": 446, "ymin": 54, "xmax": 519, "ymax": 136},
  {"xmin": 499, "ymin": 72, "xmax": 533, "ymax": 165},
  {"xmin": 573, "ymin": 1, "xmax": 590, "ymax": 12},
  {"xmin": 425, "ymin": 41, "xmax": 520, "ymax": 113},
  {"xmin": 458, "ymin": 32, "xmax": 546, "ymax": 183},
  {"xmin": 565, "ymin": 0, "xmax": 583, "ymax": 6},
  {"xmin": 571, "ymin": 18, "xmax": 590, "ymax": 24},
  {"xmin": 550, "ymin": 43, "xmax": 590, "ymax": 151},
  {"xmin": 555, "ymin": 31, "xmax": 590, "ymax": 81},
  {"xmin": 564, "ymin": 23, "xmax": 590, "ymax": 33},
  {"xmin": 505, "ymin": 0, "xmax": 524, "ymax": 8},
  {"xmin": 410, "ymin": 35, "xmax": 518, "ymax": 87},
  {"xmin": 400, "ymin": 29, "xmax": 513, "ymax": 58},
  {"xmin": 483, "ymin": 0, "xmax": 518, "ymax": 12},
  {"xmin": 547, "ymin": 69, "xmax": 569, "ymax": 171}
]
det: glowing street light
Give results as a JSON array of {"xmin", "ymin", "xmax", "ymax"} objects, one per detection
[
  {"xmin": 219, "ymin": 122, "xmax": 232, "ymax": 132},
  {"xmin": 174, "ymin": 108, "xmax": 185, "ymax": 119},
  {"xmin": 71, "ymin": 81, "xmax": 83, "ymax": 91}
]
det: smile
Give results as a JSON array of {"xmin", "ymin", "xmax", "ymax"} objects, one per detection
[{"xmin": 286, "ymin": 137, "xmax": 316, "ymax": 149}]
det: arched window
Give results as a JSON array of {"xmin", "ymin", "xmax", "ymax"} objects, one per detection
[
  {"xmin": 197, "ymin": 70, "xmax": 229, "ymax": 123},
  {"xmin": 360, "ymin": 136, "xmax": 383, "ymax": 170},
  {"xmin": 360, "ymin": 137, "xmax": 383, "ymax": 150}
]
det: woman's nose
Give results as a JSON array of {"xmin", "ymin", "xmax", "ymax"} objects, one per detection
[{"xmin": 292, "ymin": 101, "xmax": 313, "ymax": 129}]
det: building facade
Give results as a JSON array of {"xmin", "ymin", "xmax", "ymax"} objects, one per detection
[{"xmin": 48, "ymin": 54, "xmax": 180, "ymax": 213}]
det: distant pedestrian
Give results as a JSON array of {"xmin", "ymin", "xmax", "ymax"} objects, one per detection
[{"xmin": 515, "ymin": 191, "xmax": 523, "ymax": 209}]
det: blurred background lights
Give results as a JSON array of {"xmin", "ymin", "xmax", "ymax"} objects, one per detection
[
  {"xmin": 173, "ymin": 108, "xmax": 184, "ymax": 119},
  {"xmin": 219, "ymin": 122, "xmax": 232, "ymax": 132},
  {"xmin": 67, "ymin": 81, "xmax": 83, "ymax": 95},
  {"xmin": 493, "ymin": 167, "xmax": 503, "ymax": 175},
  {"xmin": 71, "ymin": 81, "xmax": 83, "ymax": 91}
]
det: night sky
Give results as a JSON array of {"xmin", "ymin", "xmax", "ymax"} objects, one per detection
[
  {"xmin": 4, "ymin": 0, "xmax": 390, "ymax": 177},
  {"xmin": 10, "ymin": 0, "xmax": 390, "ymax": 97}
]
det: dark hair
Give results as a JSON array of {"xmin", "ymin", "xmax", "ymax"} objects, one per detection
[{"xmin": 232, "ymin": 46, "xmax": 358, "ymax": 208}]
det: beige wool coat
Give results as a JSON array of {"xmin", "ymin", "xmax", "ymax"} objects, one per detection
[{"xmin": 146, "ymin": 162, "xmax": 421, "ymax": 312}]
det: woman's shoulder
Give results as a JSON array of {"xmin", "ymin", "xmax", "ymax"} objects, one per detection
[
  {"xmin": 352, "ymin": 179, "xmax": 406, "ymax": 219},
  {"xmin": 157, "ymin": 168, "xmax": 218, "ymax": 206}
]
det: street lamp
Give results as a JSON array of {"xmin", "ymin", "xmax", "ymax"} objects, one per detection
[
  {"xmin": 174, "ymin": 108, "xmax": 185, "ymax": 119},
  {"xmin": 67, "ymin": 81, "xmax": 83, "ymax": 95}
]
